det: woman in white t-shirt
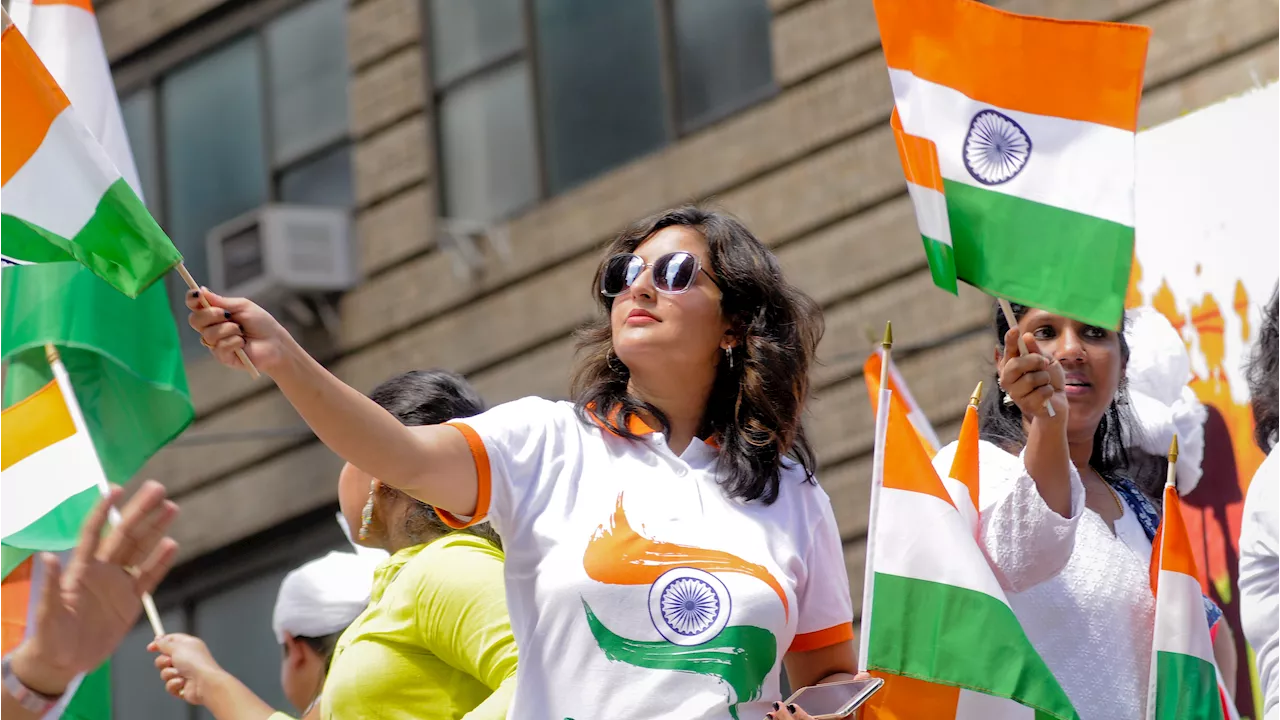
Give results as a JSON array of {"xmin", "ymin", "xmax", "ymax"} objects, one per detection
[
  {"xmin": 1240, "ymin": 287, "xmax": 1278, "ymax": 720},
  {"xmin": 185, "ymin": 206, "xmax": 858, "ymax": 720}
]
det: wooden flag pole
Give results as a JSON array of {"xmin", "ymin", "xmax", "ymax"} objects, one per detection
[
  {"xmin": 175, "ymin": 263, "xmax": 260, "ymax": 379},
  {"xmin": 44, "ymin": 345, "xmax": 166, "ymax": 638},
  {"xmin": 997, "ymin": 297, "xmax": 1055, "ymax": 418}
]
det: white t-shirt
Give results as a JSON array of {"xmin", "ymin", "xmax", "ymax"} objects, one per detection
[
  {"xmin": 439, "ymin": 397, "xmax": 853, "ymax": 720},
  {"xmin": 1240, "ymin": 447, "xmax": 1279, "ymax": 720}
]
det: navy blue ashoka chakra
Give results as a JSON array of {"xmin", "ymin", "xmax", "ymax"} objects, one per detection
[{"xmin": 963, "ymin": 109, "xmax": 1032, "ymax": 185}]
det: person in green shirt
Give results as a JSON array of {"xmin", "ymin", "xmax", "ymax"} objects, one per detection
[{"xmin": 152, "ymin": 371, "xmax": 518, "ymax": 719}]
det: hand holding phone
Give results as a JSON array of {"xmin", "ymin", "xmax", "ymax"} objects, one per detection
[{"xmin": 778, "ymin": 676, "xmax": 884, "ymax": 719}]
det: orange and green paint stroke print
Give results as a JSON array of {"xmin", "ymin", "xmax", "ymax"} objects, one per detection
[{"xmin": 583, "ymin": 493, "xmax": 790, "ymax": 620}]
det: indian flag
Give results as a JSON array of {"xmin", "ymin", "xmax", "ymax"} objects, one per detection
[
  {"xmin": 863, "ymin": 349, "xmax": 940, "ymax": 457},
  {"xmin": 0, "ymin": 18, "xmax": 180, "ymax": 298},
  {"xmin": 1147, "ymin": 481, "xmax": 1225, "ymax": 720},
  {"xmin": 874, "ymin": 0, "xmax": 1151, "ymax": 330},
  {"xmin": 859, "ymin": 381, "xmax": 1077, "ymax": 719}
]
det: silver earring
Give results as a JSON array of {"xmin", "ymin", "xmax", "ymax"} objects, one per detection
[
  {"xmin": 1002, "ymin": 392, "xmax": 1015, "ymax": 407},
  {"xmin": 725, "ymin": 346, "xmax": 733, "ymax": 369}
]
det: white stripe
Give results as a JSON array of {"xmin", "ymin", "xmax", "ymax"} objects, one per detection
[
  {"xmin": 0, "ymin": 432, "xmax": 103, "ymax": 538},
  {"xmin": 874, "ymin": 486, "xmax": 1009, "ymax": 604},
  {"xmin": 942, "ymin": 476, "xmax": 980, "ymax": 538},
  {"xmin": 858, "ymin": 387, "xmax": 893, "ymax": 672},
  {"xmin": 1151, "ymin": 569, "xmax": 1216, "ymax": 663},
  {"xmin": 889, "ymin": 69, "xmax": 1135, "ymax": 227},
  {"xmin": 0, "ymin": 254, "xmax": 31, "ymax": 266},
  {"xmin": 9, "ymin": 1, "xmax": 145, "ymax": 200},
  {"xmin": 957, "ymin": 688, "xmax": 1035, "ymax": 719},
  {"xmin": 1, "ymin": 108, "xmax": 121, "ymax": 239},
  {"xmin": 905, "ymin": 181, "xmax": 953, "ymax": 246}
]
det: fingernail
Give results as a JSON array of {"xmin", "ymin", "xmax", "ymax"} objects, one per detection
[
  {"xmin": 788, "ymin": 705, "xmax": 798, "ymax": 713},
  {"xmin": 190, "ymin": 290, "xmax": 199, "ymax": 297},
  {"xmin": 773, "ymin": 702, "xmax": 781, "ymax": 710},
  {"xmin": 223, "ymin": 311, "xmax": 231, "ymax": 319}
]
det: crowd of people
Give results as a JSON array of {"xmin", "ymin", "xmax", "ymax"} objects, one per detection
[{"xmin": 2, "ymin": 206, "xmax": 1275, "ymax": 719}]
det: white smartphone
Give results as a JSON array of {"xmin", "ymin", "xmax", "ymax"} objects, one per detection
[{"xmin": 783, "ymin": 677, "xmax": 885, "ymax": 719}]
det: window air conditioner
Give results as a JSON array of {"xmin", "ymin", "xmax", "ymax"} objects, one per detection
[{"xmin": 206, "ymin": 205, "xmax": 356, "ymax": 304}]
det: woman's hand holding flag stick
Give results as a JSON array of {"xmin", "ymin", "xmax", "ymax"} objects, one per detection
[
  {"xmin": 175, "ymin": 264, "xmax": 259, "ymax": 379},
  {"xmin": 997, "ymin": 298, "xmax": 1055, "ymax": 418}
]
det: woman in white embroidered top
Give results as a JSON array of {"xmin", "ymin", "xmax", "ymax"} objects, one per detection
[
  {"xmin": 185, "ymin": 206, "xmax": 859, "ymax": 720},
  {"xmin": 1240, "ymin": 287, "xmax": 1278, "ymax": 720},
  {"xmin": 930, "ymin": 301, "xmax": 1228, "ymax": 720}
]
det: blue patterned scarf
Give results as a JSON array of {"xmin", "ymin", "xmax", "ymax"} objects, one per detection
[{"xmin": 1107, "ymin": 475, "xmax": 1223, "ymax": 630}]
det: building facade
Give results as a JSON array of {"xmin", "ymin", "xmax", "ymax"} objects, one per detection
[{"xmin": 99, "ymin": 0, "xmax": 1278, "ymax": 715}]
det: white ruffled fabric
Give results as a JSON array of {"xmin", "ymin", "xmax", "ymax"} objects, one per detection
[{"xmin": 1124, "ymin": 307, "xmax": 1207, "ymax": 495}]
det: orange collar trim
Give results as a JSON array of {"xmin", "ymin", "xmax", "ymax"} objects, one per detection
[{"xmin": 585, "ymin": 403, "xmax": 721, "ymax": 449}]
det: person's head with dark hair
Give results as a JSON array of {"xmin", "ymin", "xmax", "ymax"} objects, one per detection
[
  {"xmin": 572, "ymin": 205, "xmax": 823, "ymax": 505},
  {"xmin": 978, "ymin": 301, "xmax": 1152, "ymax": 493},
  {"xmin": 338, "ymin": 370, "xmax": 500, "ymax": 550},
  {"xmin": 1248, "ymin": 285, "xmax": 1279, "ymax": 452}
]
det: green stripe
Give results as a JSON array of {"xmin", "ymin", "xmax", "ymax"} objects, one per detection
[
  {"xmin": 944, "ymin": 180, "xmax": 1133, "ymax": 330},
  {"xmin": 3, "ymin": 261, "xmax": 193, "ymax": 492},
  {"xmin": 1, "ymin": 487, "xmax": 101, "ymax": 565},
  {"xmin": 63, "ymin": 661, "xmax": 111, "ymax": 720},
  {"xmin": 583, "ymin": 600, "xmax": 776, "ymax": 712},
  {"xmin": 868, "ymin": 573, "xmax": 1079, "ymax": 720},
  {"xmin": 1, "ymin": 178, "xmax": 181, "ymax": 298},
  {"xmin": 921, "ymin": 235, "xmax": 958, "ymax": 294},
  {"xmin": 1153, "ymin": 651, "xmax": 1223, "ymax": 720}
]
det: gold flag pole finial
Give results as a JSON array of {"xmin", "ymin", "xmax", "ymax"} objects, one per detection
[
  {"xmin": 1165, "ymin": 434, "xmax": 1179, "ymax": 489},
  {"xmin": 970, "ymin": 381, "xmax": 984, "ymax": 406},
  {"xmin": 882, "ymin": 321, "xmax": 893, "ymax": 350}
]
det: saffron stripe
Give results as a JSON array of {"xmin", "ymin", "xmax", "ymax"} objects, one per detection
[
  {"xmin": 874, "ymin": 0, "xmax": 1150, "ymax": 130},
  {"xmin": 0, "ymin": 381, "xmax": 74, "ymax": 470},
  {"xmin": 0, "ymin": 25, "xmax": 70, "ymax": 184},
  {"xmin": 892, "ymin": 108, "xmax": 945, "ymax": 193}
]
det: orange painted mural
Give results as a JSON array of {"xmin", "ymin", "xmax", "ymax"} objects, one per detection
[
  {"xmin": 1130, "ymin": 262, "xmax": 1268, "ymax": 716},
  {"xmin": 1131, "ymin": 81, "xmax": 1278, "ymax": 719}
]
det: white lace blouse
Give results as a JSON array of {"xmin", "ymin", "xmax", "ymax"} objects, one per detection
[{"xmin": 932, "ymin": 440, "xmax": 1156, "ymax": 720}]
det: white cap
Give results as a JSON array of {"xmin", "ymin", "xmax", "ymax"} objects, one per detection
[
  {"xmin": 271, "ymin": 551, "xmax": 383, "ymax": 645},
  {"xmin": 1125, "ymin": 307, "xmax": 1207, "ymax": 495}
]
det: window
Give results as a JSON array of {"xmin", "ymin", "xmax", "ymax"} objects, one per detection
[
  {"xmin": 112, "ymin": 510, "xmax": 348, "ymax": 719},
  {"xmin": 117, "ymin": 0, "xmax": 351, "ymax": 352},
  {"xmin": 430, "ymin": 0, "xmax": 775, "ymax": 222}
]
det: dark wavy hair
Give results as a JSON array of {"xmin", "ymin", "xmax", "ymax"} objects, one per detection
[
  {"xmin": 367, "ymin": 370, "xmax": 500, "ymax": 546},
  {"xmin": 976, "ymin": 301, "xmax": 1158, "ymax": 496},
  {"xmin": 572, "ymin": 206, "xmax": 823, "ymax": 505},
  {"xmin": 1248, "ymin": 285, "xmax": 1279, "ymax": 452}
]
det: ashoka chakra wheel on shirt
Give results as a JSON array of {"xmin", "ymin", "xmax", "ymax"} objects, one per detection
[
  {"xmin": 962, "ymin": 109, "xmax": 1032, "ymax": 185},
  {"xmin": 648, "ymin": 567, "xmax": 731, "ymax": 646}
]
